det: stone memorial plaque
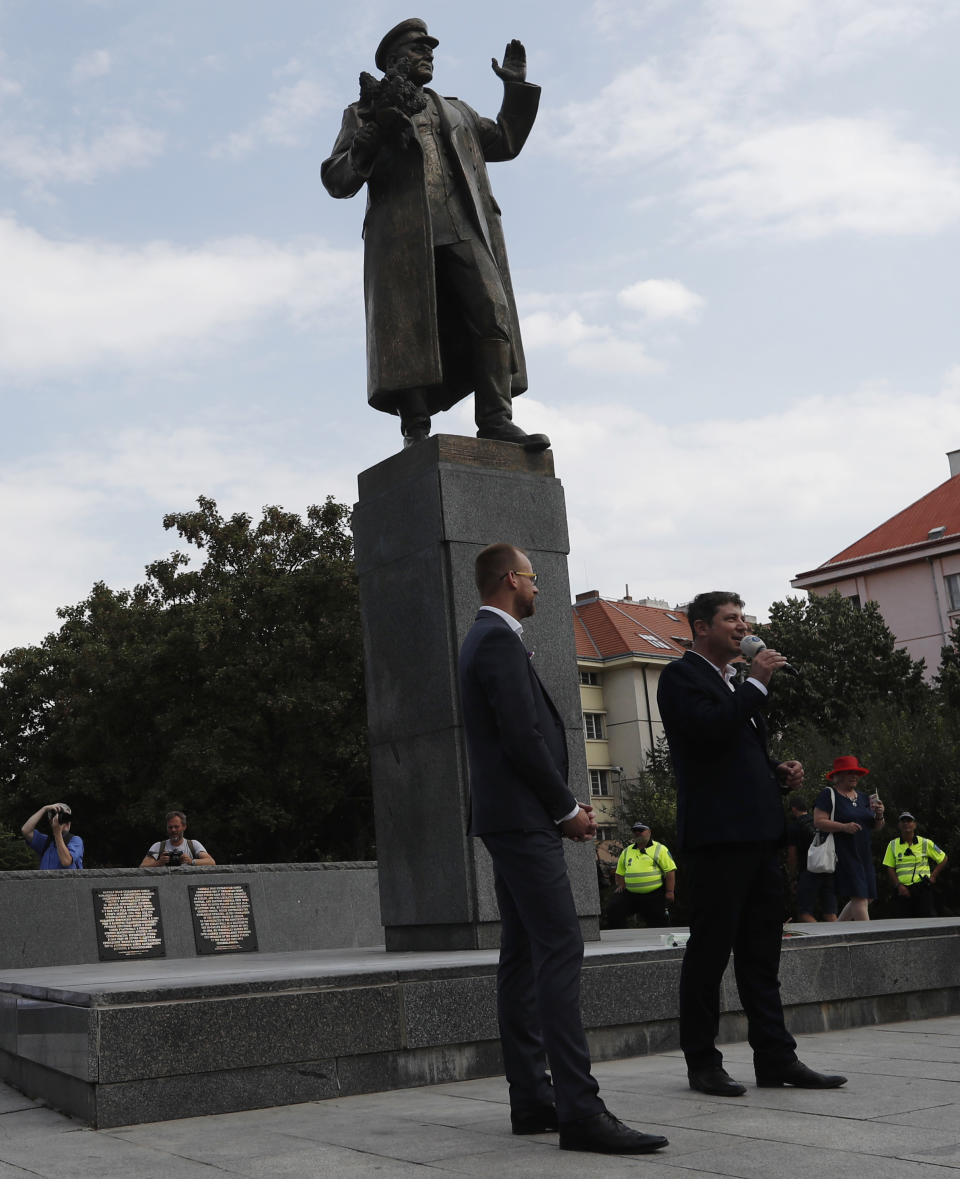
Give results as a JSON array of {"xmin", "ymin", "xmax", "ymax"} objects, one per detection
[
  {"xmin": 189, "ymin": 883, "xmax": 258, "ymax": 955},
  {"xmin": 93, "ymin": 887, "xmax": 165, "ymax": 961}
]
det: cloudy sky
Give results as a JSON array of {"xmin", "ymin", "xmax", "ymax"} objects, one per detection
[{"xmin": 2, "ymin": 0, "xmax": 959, "ymax": 653}]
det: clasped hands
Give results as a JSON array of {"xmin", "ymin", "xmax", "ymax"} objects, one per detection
[{"xmin": 561, "ymin": 802, "xmax": 597, "ymax": 842}]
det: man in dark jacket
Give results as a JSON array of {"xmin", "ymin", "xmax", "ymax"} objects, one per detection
[
  {"xmin": 657, "ymin": 591, "xmax": 846, "ymax": 1097},
  {"xmin": 322, "ymin": 19, "xmax": 548, "ymax": 451},
  {"xmin": 458, "ymin": 543, "xmax": 667, "ymax": 1155}
]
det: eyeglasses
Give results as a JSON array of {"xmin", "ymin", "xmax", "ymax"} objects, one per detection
[{"xmin": 500, "ymin": 570, "xmax": 538, "ymax": 584}]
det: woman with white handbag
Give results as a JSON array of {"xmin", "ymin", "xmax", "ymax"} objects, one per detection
[{"xmin": 813, "ymin": 755, "xmax": 885, "ymax": 921}]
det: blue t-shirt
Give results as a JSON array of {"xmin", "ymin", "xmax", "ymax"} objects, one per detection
[{"xmin": 28, "ymin": 829, "xmax": 84, "ymax": 870}]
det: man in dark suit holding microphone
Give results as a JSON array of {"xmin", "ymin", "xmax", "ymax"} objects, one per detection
[
  {"xmin": 459, "ymin": 543, "xmax": 668, "ymax": 1155},
  {"xmin": 658, "ymin": 591, "xmax": 847, "ymax": 1096}
]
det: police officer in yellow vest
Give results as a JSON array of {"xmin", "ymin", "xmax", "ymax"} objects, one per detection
[
  {"xmin": 883, "ymin": 811, "xmax": 947, "ymax": 918},
  {"xmin": 606, "ymin": 822, "xmax": 676, "ymax": 928}
]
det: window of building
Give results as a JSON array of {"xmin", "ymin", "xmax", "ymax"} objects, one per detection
[
  {"xmin": 579, "ymin": 670, "xmax": 600, "ymax": 685},
  {"xmin": 596, "ymin": 826, "xmax": 616, "ymax": 843},
  {"xmin": 637, "ymin": 632, "xmax": 670, "ymax": 649},
  {"xmin": 947, "ymin": 573, "xmax": 960, "ymax": 613},
  {"xmin": 847, "ymin": 594, "xmax": 862, "ymax": 611},
  {"xmin": 584, "ymin": 713, "xmax": 605, "ymax": 740},
  {"xmin": 589, "ymin": 769, "xmax": 610, "ymax": 796}
]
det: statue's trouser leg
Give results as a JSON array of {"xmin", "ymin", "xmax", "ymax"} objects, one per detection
[
  {"xmin": 472, "ymin": 339, "xmax": 549, "ymax": 450},
  {"xmin": 398, "ymin": 389, "xmax": 431, "ymax": 442},
  {"xmin": 472, "ymin": 338, "xmax": 515, "ymax": 432},
  {"xmin": 431, "ymin": 247, "xmax": 517, "ymax": 431},
  {"xmin": 432, "ymin": 242, "xmax": 549, "ymax": 449}
]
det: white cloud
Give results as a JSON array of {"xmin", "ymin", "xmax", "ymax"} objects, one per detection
[
  {"xmin": 714, "ymin": 0, "xmax": 945, "ymax": 70},
  {"xmin": 0, "ymin": 423, "xmax": 366, "ymax": 653},
  {"xmin": 0, "ymin": 121, "xmax": 164, "ymax": 185},
  {"xmin": 551, "ymin": 1, "xmax": 960, "ymax": 244},
  {"xmin": 619, "ymin": 279, "xmax": 705, "ymax": 321},
  {"xmin": 0, "ymin": 217, "xmax": 359, "ymax": 376},
  {"xmin": 520, "ymin": 310, "xmax": 605, "ymax": 349},
  {"xmin": 520, "ymin": 309, "xmax": 661, "ymax": 374},
  {"xmin": 529, "ymin": 370, "xmax": 960, "ymax": 618},
  {"xmin": 71, "ymin": 49, "xmax": 112, "ymax": 83},
  {"xmin": 688, "ymin": 117, "xmax": 960, "ymax": 238},
  {"xmin": 4, "ymin": 371, "xmax": 960, "ymax": 655},
  {"xmin": 211, "ymin": 79, "xmax": 332, "ymax": 159}
]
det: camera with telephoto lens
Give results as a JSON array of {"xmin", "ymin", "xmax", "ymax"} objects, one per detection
[{"xmin": 166, "ymin": 848, "xmax": 184, "ymax": 866}]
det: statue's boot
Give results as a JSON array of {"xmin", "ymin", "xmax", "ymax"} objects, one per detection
[
  {"xmin": 399, "ymin": 389, "xmax": 431, "ymax": 449},
  {"xmin": 473, "ymin": 339, "xmax": 551, "ymax": 452}
]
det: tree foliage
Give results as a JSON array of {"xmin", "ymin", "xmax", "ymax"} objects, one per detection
[
  {"xmin": 755, "ymin": 592, "xmax": 929, "ymax": 740},
  {"xmin": 934, "ymin": 618, "xmax": 960, "ymax": 713},
  {"xmin": 0, "ymin": 496, "xmax": 371, "ymax": 867}
]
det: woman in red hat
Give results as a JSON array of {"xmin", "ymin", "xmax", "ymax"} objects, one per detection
[{"xmin": 813, "ymin": 756, "xmax": 885, "ymax": 920}]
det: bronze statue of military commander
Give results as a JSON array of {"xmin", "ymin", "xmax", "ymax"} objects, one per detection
[{"xmin": 322, "ymin": 18, "xmax": 549, "ymax": 452}]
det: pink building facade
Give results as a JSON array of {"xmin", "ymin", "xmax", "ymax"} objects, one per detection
[{"xmin": 792, "ymin": 451, "xmax": 960, "ymax": 679}]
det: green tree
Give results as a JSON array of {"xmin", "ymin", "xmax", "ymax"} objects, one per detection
[
  {"xmin": 0, "ymin": 496, "xmax": 371, "ymax": 867},
  {"xmin": 615, "ymin": 736, "xmax": 678, "ymax": 850},
  {"xmin": 934, "ymin": 618, "xmax": 960, "ymax": 712},
  {"xmin": 613, "ymin": 737, "xmax": 687, "ymax": 922},
  {"xmin": 755, "ymin": 592, "xmax": 929, "ymax": 741},
  {"xmin": 0, "ymin": 825, "xmax": 36, "ymax": 871}
]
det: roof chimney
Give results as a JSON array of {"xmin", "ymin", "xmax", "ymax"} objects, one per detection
[
  {"xmin": 622, "ymin": 584, "xmax": 633, "ymax": 602},
  {"xmin": 949, "ymin": 449, "xmax": 960, "ymax": 479}
]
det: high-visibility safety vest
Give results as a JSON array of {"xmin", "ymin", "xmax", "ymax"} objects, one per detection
[
  {"xmin": 882, "ymin": 836, "xmax": 946, "ymax": 886},
  {"xmin": 616, "ymin": 842, "xmax": 676, "ymax": 894}
]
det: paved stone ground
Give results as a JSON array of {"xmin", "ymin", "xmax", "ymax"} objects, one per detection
[{"xmin": 1, "ymin": 1015, "xmax": 959, "ymax": 1177}]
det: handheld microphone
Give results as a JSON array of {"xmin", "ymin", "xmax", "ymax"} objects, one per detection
[{"xmin": 740, "ymin": 634, "xmax": 800, "ymax": 677}]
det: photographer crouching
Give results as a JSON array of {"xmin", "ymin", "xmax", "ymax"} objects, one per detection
[
  {"xmin": 21, "ymin": 803, "xmax": 84, "ymax": 870},
  {"xmin": 140, "ymin": 811, "xmax": 215, "ymax": 867}
]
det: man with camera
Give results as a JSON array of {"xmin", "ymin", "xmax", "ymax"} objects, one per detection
[
  {"xmin": 140, "ymin": 811, "xmax": 215, "ymax": 867},
  {"xmin": 21, "ymin": 803, "xmax": 84, "ymax": 870}
]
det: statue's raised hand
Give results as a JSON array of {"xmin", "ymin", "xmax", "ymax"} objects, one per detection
[{"xmin": 491, "ymin": 39, "xmax": 526, "ymax": 84}]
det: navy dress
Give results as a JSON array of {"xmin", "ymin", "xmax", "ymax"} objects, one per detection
[{"xmin": 815, "ymin": 786, "xmax": 878, "ymax": 899}]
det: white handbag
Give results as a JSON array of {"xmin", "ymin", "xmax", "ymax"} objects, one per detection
[{"xmin": 806, "ymin": 786, "xmax": 838, "ymax": 874}]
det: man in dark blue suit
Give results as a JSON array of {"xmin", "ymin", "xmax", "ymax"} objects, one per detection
[
  {"xmin": 658, "ymin": 591, "xmax": 847, "ymax": 1096},
  {"xmin": 459, "ymin": 542, "xmax": 668, "ymax": 1155}
]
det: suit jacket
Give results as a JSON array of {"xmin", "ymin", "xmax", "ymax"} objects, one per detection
[
  {"xmin": 322, "ymin": 82, "xmax": 539, "ymax": 413},
  {"xmin": 657, "ymin": 652, "xmax": 786, "ymax": 851},
  {"xmin": 458, "ymin": 610, "xmax": 577, "ymax": 836}
]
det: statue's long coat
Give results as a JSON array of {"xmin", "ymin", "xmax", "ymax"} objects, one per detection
[{"xmin": 322, "ymin": 81, "xmax": 540, "ymax": 416}]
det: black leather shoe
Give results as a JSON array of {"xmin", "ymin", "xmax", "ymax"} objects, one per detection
[
  {"xmin": 510, "ymin": 1104, "xmax": 559, "ymax": 1134},
  {"xmin": 402, "ymin": 428, "xmax": 430, "ymax": 449},
  {"xmin": 756, "ymin": 1060, "xmax": 847, "ymax": 1088},
  {"xmin": 559, "ymin": 1110, "xmax": 668, "ymax": 1154},
  {"xmin": 687, "ymin": 1066, "xmax": 747, "ymax": 1096},
  {"xmin": 477, "ymin": 425, "xmax": 551, "ymax": 451}
]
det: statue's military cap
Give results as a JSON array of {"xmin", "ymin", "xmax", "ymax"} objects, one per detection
[{"xmin": 375, "ymin": 18, "xmax": 438, "ymax": 71}]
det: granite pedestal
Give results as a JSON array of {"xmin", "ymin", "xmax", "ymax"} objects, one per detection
[
  {"xmin": 1, "ymin": 918, "xmax": 958, "ymax": 1128},
  {"xmin": 352, "ymin": 435, "xmax": 598, "ymax": 952},
  {"xmin": 0, "ymin": 863, "xmax": 382, "ymax": 971}
]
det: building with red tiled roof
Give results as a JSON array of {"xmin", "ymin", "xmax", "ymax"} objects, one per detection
[
  {"xmin": 571, "ymin": 591, "xmax": 690, "ymax": 841},
  {"xmin": 791, "ymin": 450, "xmax": 960, "ymax": 677}
]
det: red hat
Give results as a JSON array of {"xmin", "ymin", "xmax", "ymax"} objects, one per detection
[{"xmin": 826, "ymin": 755, "xmax": 870, "ymax": 779}]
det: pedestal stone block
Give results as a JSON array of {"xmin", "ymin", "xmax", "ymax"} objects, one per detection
[{"xmin": 353, "ymin": 436, "xmax": 599, "ymax": 951}]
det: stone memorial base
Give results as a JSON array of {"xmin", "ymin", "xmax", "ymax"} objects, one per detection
[
  {"xmin": 353, "ymin": 435, "xmax": 599, "ymax": 952},
  {"xmin": 1, "ymin": 918, "xmax": 958, "ymax": 1128},
  {"xmin": 0, "ymin": 863, "xmax": 382, "ymax": 971}
]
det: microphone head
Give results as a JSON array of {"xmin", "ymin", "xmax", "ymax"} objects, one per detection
[{"xmin": 739, "ymin": 635, "xmax": 766, "ymax": 659}]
